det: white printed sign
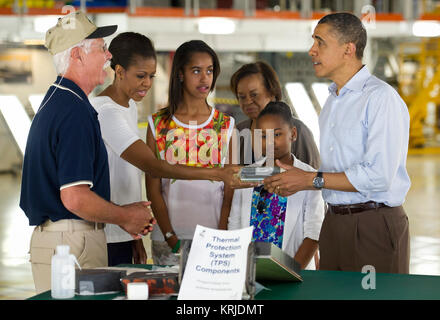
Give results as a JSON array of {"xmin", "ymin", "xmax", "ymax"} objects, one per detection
[{"xmin": 178, "ymin": 225, "xmax": 253, "ymax": 300}]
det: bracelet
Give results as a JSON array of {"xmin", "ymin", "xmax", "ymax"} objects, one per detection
[
  {"xmin": 164, "ymin": 230, "xmax": 176, "ymax": 240},
  {"xmin": 172, "ymin": 239, "xmax": 181, "ymax": 254}
]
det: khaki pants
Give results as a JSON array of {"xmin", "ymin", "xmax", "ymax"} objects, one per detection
[
  {"xmin": 319, "ymin": 205, "xmax": 410, "ymax": 274},
  {"xmin": 29, "ymin": 219, "xmax": 108, "ymax": 294}
]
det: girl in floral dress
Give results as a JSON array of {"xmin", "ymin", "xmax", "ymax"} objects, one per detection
[
  {"xmin": 228, "ymin": 101, "xmax": 324, "ymax": 269},
  {"xmin": 146, "ymin": 40, "xmax": 235, "ymax": 264}
]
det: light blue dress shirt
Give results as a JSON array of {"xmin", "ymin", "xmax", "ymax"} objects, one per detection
[{"xmin": 319, "ymin": 66, "xmax": 411, "ymax": 206}]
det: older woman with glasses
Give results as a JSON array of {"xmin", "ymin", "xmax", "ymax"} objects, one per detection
[{"xmin": 230, "ymin": 61, "xmax": 320, "ymax": 169}]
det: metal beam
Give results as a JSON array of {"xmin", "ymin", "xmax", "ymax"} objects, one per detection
[
  {"xmin": 80, "ymin": 0, "xmax": 87, "ymax": 13},
  {"xmin": 244, "ymin": 0, "xmax": 256, "ymax": 17},
  {"xmin": 354, "ymin": 0, "xmax": 372, "ymax": 16},
  {"xmin": 402, "ymin": 0, "xmax": 414, "ymax": 20},
  {"xmin": 193, "ymin": 0, "xmax": 199, "ymax": 16},
  {"xmin": 129, "ymin": 0, "xmax": 137, "ymax": 15},
  {"xmin": 300, "ymin": 0, "xmax": 312, "ymax": 18}
]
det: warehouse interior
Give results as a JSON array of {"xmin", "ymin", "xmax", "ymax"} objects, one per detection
[{"xmin": 0, "ymin": 0, "xmax": 440, "ymax": 299}]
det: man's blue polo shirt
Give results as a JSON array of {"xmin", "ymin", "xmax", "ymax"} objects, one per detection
[{"xmin": 20, "ymin": 76, "xmax": 110, "ymax": 226}]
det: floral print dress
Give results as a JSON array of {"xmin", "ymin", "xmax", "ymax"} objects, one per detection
[
  {"xmin": 148, "ymin": 107, "xmax": 234, "ymax": 265},
  {"xmin": 150, "ymin": 108, "xmax": 231, "ymax": 167},
  {"xmin": 250, "ymin": 185, "xmax": 288, "ymax": 249}
]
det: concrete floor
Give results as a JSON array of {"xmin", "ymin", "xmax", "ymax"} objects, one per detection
[{"xmin": 0, "ymin": 154, "xmax": 439, "ymax": 299}]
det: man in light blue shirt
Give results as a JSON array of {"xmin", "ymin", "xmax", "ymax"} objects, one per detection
[{"xmin": 264, "ymin": 12, "xmax": 410, "ymax": 273}]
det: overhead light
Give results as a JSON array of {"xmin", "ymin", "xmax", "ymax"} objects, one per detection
[
  {"xmin": 23, "ymin": 39, "xmax": 45, "ymax": 46},
  {"xmin": 34, "ymin": 16, "xmax": 59, "ymax": 33},
  {"xmin": 311, "ymin": 82, "xmax": 330, "ymax": 108},
  {"xmin": 198, "ymin": 17, "xmax": 236, "ymax": 35},
  {"xmin": 412, "ymin": 21, "xmax": 440, "ymax": 37},
  {"xmin": 0, "ymin": 95, "xmax": 31, "ymax": 155},
  {"xmin": 28, "ymin": 94, "xmax": 45, "ymax": 114},
  {"xmin": 285, "ymin": 83, "xmax": 320, "ymax": 149}
]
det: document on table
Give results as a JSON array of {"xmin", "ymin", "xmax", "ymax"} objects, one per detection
[{"xmin": 178, "ymin": 225, "xmax": 253, "ymax": 300}]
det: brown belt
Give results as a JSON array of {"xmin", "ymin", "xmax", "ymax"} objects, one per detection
[{"xmin": 328, "ymin": 201, "xmax": 388, "ymax": 215}]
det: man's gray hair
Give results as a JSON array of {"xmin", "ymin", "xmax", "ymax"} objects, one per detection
[{"xmin": 52, "ymin": 39, "xmax": 94, "ymax": 75}]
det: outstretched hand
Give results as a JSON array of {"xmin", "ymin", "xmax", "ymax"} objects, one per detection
[
  {"xmin": 222, "ymin": 166, "xmax": 259, "ymax": 189},
  {"xmin": 263, "ymin": 159, "xmax": 313, "ymax": 197}
]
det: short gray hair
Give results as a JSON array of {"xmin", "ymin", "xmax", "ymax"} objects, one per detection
[{"xmin": 52, "ymin": 39, "xmax": 94, "ymax": 75}]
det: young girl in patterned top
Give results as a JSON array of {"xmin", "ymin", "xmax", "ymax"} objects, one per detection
[
  {"xmin": 146, "ymin": 40, "xmax": 235, "ymax": 264},
  {"xmin": 228, "ymin": 101, "xmax": 324, "ymax": 269}
]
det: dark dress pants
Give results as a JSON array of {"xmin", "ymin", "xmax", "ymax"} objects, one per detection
[{"xmin": 319, "ymin": 205, "xmax": 410, "ymax": 274}]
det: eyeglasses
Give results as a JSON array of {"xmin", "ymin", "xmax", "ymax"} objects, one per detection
[
  {"xmin": 257, "ymin": 187, "xmax": 268, "ymax": 214},
  {"xmin": 79, "ymin": 42, "xmax": 108, "ymax": 53},
  {"xmin": 92, "ymin": 42, "xmax": 108, "ymax": 53}
]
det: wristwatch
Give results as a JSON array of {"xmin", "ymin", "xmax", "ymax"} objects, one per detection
[
  {"xmin": 312, "ymin": 172, "xmax": 325, "ymax": 189},
  {"xmin": 164, "ymin": 231, "xmax": 176, "ymax": 240}
]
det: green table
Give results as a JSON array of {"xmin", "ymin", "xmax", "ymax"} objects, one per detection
[
  {"xmin": 28, "ymin": 267, "xmax": 440, "ymax": 300},
  {"xmin": 257, "ymin": 270, "xmax": 440, "ymax": 300}
]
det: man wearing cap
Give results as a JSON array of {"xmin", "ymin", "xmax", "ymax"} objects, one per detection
[
  {"xmin": 21, "ymin": 11, "xmax": 252, "ymax": 294},
  {"xmin": 19, "ymin": 12, "xmax": 157, "ymax": 294}
]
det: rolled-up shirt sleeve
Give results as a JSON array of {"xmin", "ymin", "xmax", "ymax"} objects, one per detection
[
  {"xmin": 344, "ymin": 87, "xmax": 408, "ymax": 196},
  {"xmin": 303, "ymin": 189, "xmax": 325, "ymax": 241},
  {"xmin": 320, "ymin": 66, "xmax": 410, "ymax": 206}
]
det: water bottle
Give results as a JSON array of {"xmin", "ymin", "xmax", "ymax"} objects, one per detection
[{"xmin": 51, "ymin": 245, "xmax": 81, "ymax": 299}]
